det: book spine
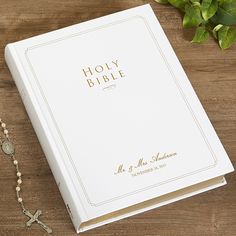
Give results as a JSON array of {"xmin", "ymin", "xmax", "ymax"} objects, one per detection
[{"xmin": 4, "ymin": 43, "xmax": 86, "ymax": 233}]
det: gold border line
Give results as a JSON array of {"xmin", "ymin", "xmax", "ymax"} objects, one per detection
[{"xmin": 23, "ymin": 16, "xmax": 217, "ymax": 207}]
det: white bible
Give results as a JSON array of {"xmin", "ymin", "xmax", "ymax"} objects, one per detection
[{"xmin": 5, "ymin": 4, "xmax": 234, "ymax": 233}]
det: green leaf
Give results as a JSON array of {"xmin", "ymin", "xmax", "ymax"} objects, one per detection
[
  {"xmin": 213, "ymin": 23, "xmax": 224, "ymax": 32},
  {"xmin": 154, "ymin": 0, "xmax": 169, "ymax": 4},
  {"xmin": 211, "ymin": 2, "xmax": 236, "ymax": 25},
  {"xmin": 221, "ymin": 2, "xmax": 236, "ymax": 18},
  {"xmin": 153, "ymin": 0, "xmax": 236, "ymax": 50},
  {"xmin": 191, "ymin": 0, "xmax": 201, "ymax": 7},
  {"xmin": 191, "ymin": 26, "xmax": 209, "ymax": 43},
  {"xmin": 217, "ymin": 0, "xmax": 225, "ymax": 5},
  {"xmin": 183, "ymin": 4, "xmax": 203, "ymax": 27},
  {"xmin": 218, "ymin": 0, "xmax": 236, "ymax": 6},
  {"xmin": 212, "ymin": 24, "xmax": 223, "ymax": 38},
  {"xmin": 168, "ymin": 0, "xmax": 188, "ymax": 11},
  {"xmin": 218, "ymin": 26, "xmax": 236, "ymax": 49},
  {"xmin": 201, "ymin": 0, "xmax": 218, "ymax": 21},
  {"xmin": 192, "ymin": 2, "xmax": 201, "ymax": 7}
]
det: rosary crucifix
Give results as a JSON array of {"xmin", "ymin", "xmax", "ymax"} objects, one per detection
[{"xmin": 0, "ymin": 118, "xmax": 52, "ymax": 233}]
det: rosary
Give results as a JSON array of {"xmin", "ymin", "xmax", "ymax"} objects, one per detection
[{"xmin": 0, "ymin": 118, "xmax": 52, "ymax": 234}]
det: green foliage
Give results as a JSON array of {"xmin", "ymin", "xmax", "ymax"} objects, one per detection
[
  {"xmin": 154, "ymin": 0, "xmax": 169, "ymax": 4},
  {"xmin": 183, "ymin": 4, "xmax": 203, "ymax": 27},
  {"xmin": 154, "ymin": 0, "xmax": 236, "ymax": 49},
  {"xmin": 201, "ymin": 0, "xmax": 218, "ymax": 20},
  {"xmin": 191, "ymin": 26, "xmax": 210, "ymax": 42},
  {"xmin": 168, "ymin": 0, "xmax": 189, "ymax": 10},
  {"xmin": 212, "ymin": 1, "xmax": 236, "ymax": 25},
  {"xmin": 218, "ymin": 25, "xmax": 236, "ymax": 49}
]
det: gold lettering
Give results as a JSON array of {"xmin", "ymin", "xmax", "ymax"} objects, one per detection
[
  {"xmin": 96, "ymin": 78, "xmax": 101, "ymax": 85},
  {"xmin": 128, "ymin": 165, "xmax": 133, "ymax": 173},
  {"xmin": 105, "ymin": 63, "xmax": 112, "ymax": 70},
  {"xmin": 150, "ymin": 153, "xmax": 160, "ymax": 163},
  {"xmin": 82, "ymin": 60, "xmax": 125, "ymax": 88},
  {"xmin": 119, "ymin": 70, "xmax": 125, "ymax": 78},
  {"xmin": 112, "ymin": 59, "xmax": 119, "ymax": 68},
  {"xmin": 111, "ymin": 73, "xmax": 118, "ymax": 80},
  {"xmin": 135, "ymin": 158, "xmax": 147, "ymax": 168},
  {"xmin": 95, "ymin": 65, "xmax": 104, "ymax": 73},
  {"xmin": 87, "ymin": 79, "xmax": 95, "ymax": 87},
  {"xmin": 114, "ymin": 164, "xmax": 125, "ymax": 175},
  {"xmin": 103, "ymin": 75, "xmax": 110, "ymax": 83},
  {"xmin": 82, "ymin": 67, "xmax": 93, "ymax": 77},
  {"xmin": 114, "ymin": 152, "xmax": 177, "ymax": 177}
]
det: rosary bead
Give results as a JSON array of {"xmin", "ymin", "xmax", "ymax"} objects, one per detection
[
  {"xmin": 4, "ymin": 129, "xmax": 8, "ymax": 134},
  {"xmin": 17, "ymin": 172, "xmax": 21, "ymax": 177},
  {"xmin": 0, "ymin": 119, "xmax": 53, "ymax": 234},
  {"xmin": 18, "ymin": 197, "xmax": 23, "ymax": 203}
]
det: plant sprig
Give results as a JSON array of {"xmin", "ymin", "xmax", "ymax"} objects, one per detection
[{"xmin": 154, "ymin": 0, "xmax": 236, "ymax": 49}]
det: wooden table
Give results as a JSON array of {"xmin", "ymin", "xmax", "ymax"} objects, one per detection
[{"xmin": 0, "ymin": 0, "xmax": 235, "ymax": 235}]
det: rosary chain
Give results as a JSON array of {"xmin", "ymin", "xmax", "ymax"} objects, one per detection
[
  {"xmin": 0, "ymin": 118, "xmax": 52, "ymax": 233},
  {"xmin": 0, "ymin": 118, "xmax": 26, "ymax": 212}
]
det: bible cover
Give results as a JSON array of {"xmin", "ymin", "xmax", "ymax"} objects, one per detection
[{"xmin": 4, "ymin": 4, "xmax": 234, "ymax": 233}]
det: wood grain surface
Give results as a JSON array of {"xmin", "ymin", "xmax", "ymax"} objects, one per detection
[{"xmin": 0, "ymin": 0, "xmax": 235, "ymax": 235}]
